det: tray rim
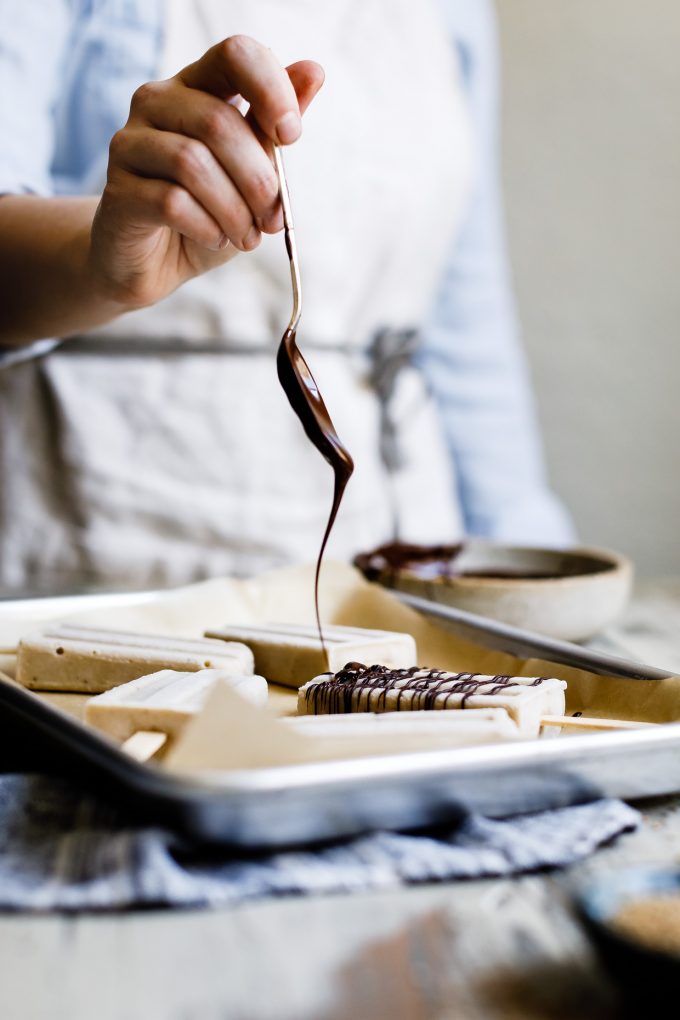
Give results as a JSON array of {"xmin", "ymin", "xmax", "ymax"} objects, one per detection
[{"xmin": 6, "ymin": 671, "xmax": 680, "ymax": 794}]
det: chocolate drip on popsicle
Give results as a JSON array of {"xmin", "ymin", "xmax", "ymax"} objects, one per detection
[{"xmin": 308, "ymin": 663, "xmax": 547, "ymax": 715}]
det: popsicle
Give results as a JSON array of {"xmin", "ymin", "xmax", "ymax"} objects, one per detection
[
  {"xmin": 85, "ymin": 668, "xmax": 268, "ymax": 756},
  {"xmin": 298, "ymin": 663, "xmax": 567, "ymax": 737},
  {"xmin": 204, "ymin": 622, "xmax": 416, "ymax": 688},
  {"xmin": 286, "ymin": 708, "xmax": 520, "ymax": 748},
  {"xmin": 16, "ymin": 624, "xmax": 254, "ymax": 693},
  {"xmin": 165, "ymin": 681, "xmax": 524, "ymax": 773}
]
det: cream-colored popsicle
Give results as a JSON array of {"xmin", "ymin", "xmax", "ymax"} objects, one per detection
[
  {"xmin": 16, "ymin": 624, "xmax": 254, "ymax": 693},
  {"xmin": 85, "ymin": 668, "xmax": 268, "ymax": 743},
  {"xmin": 166, "ymin": 682, "xmax": 521, "ymax": 774},
  {"xmin": 298, "ymin": 664, "xmax": 566, "ymax": 737},
  {"xmin": 286, "ymin": 709, "xmax": 520, "ymax": 748},
  {"xmin": 204, "ymin": 622, "xmax": 416, "ymax": 688}
]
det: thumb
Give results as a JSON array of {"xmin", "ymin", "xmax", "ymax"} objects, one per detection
[
  {"xmin": 245, "ymin": 59, "xmax": 324, "ymax": 153},
  {"xmin": 286, "ymin": 60, "xmax": 325, "ymax": 115}
]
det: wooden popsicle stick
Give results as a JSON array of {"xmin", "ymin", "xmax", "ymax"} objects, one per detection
[
  {"xmin": 541, "ymin": 714, "xmax": 657, "ymax": 731},
  {"xmin": 121, "ymin": 730, "xmax": 167, "ymax": 762}
]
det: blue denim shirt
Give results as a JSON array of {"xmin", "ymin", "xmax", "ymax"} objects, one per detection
[{"xmin": 0, "ymin": 0, "xmax": 574, "ymax": 544}]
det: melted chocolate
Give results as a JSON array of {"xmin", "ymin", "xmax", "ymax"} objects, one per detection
[
  {"xmin": 277, "ymin": 328, "xmax": 354, "ymax": 661},
  {"xmin": 306, "ymin": 662, "xmax": 548, "ymax": 715},
  {"xmin": 354, "ymin": 542, "xmax": 464, "ymax": 582},
  {"xmin": 354, "ymin": 541, "xmax": 613, "ymax": 584}
]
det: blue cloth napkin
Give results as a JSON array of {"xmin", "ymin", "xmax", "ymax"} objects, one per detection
[{"xmin": 0, "ymin": 775, "xmax": 639, "ymax": 912}]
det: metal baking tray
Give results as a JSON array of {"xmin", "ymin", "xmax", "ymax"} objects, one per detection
[{"xmin": 1, "ymin": 590, "xmax": 679, "ymax": 848}]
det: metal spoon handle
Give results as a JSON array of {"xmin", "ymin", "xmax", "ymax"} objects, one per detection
[{"xmin": 273, "ymin": 144, "xmax": 302, "ymax": 333}]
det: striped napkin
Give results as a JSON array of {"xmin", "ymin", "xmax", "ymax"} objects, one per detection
[{"xmin": 0, "ymin": 775, "xmax": 639, "ymax": 912}]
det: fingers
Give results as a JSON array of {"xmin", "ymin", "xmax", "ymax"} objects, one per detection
[
  {"xmin": 110, "ymin": 125, "xmax": 262, "ymax": 250},
  {"xmin": 131, "ymin": 88, "xmax": 280, "ymax": 233},
  {"xmin": 241, "ymin": 60, "xmax": 324, "ymax": 231},
  {"xmin": 245, "ymin": 59, "xmax": 324, "ymax": 155},
  {"xmin": 180, "ymin": 35, "xmax": 302, "ymax": 144},
  {"xmin": 117, "ymin": 39, "xmax": 326, "ymax": 258},
  {"xmin": 107, "ymin": 170, "xmax": 228, "ymax": 252}
]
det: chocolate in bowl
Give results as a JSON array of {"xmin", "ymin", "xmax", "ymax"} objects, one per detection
[
  {"xmin": 353, "ymin": 540, "xmax": 633, "ymax": 641},
  {"xmin": 354, "ymin": 542, "xmax": 464, "ymax": 582}
]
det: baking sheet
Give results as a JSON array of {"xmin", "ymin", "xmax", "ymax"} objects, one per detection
[{"xmin": 1, "ymin": 562, "xmax": 680, "ymax": 847}]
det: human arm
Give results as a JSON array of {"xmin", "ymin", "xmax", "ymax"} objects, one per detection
[
  {"xmin": 418, "ymin": 0, "xmax": 574, "ymax": 545},
  {"xmin": 0, "ymin": 16, "xmax": 323, "ymax": 347},
  {"xmin": 0, "ymin": 195, "xmax": 123, "ymax": 346}
]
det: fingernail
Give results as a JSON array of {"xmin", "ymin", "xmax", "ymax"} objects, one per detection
[
  {"xmin": 218, "ymin": 233, "xmax": 230, "ymax": 250},
  {"xmin": 256, "ymin": 210, "xmax": 283, "ymax": 233},
  {"xmin": 243, "ymin": 225, "xmax": 261, "ymax": 250},
  {"xmin": 275, "ymin": 111, "xmax": 301, "ymax": 145},
  {"xmin": 261, "ymin": 209, "xmax": 283, "ymax": 234}
]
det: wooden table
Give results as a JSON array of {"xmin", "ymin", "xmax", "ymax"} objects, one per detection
[{"xmin": 2, "ymin": 580, "xmax": 680, "ymax": 1020}]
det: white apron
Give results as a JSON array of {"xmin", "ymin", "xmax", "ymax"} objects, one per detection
[{"xmin": 0, "ymin": 0, "xmax": 473, "ymax": 590}]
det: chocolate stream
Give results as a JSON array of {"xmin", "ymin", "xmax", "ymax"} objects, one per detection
[
  {"xmin": 276, "ymin": 329, "xmax": 354, "ymax": 660},
  {"xmin": 273, "ymin": 144, "xmax": 355, "ymax": 663}
]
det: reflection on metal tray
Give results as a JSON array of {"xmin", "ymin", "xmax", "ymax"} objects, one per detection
[{"xmin": 0, "ymin": 590, "xmax": 679, "ymax": 849}]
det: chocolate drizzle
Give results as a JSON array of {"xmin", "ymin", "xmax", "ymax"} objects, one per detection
[
  {"xmin": 305, "ymin": 662, "xmax": 548, "ymax": 715},
  {"xmin": 277, "ymin": 328, "xmax": 354, "ymax": 662}
]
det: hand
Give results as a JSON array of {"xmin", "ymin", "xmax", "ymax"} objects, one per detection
[{"xmin": 89, "ymin": 36, "xmax": 324, "ymax": 310}]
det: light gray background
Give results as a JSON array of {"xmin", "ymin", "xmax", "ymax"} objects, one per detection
[{"xmin": 496, "ymin": 0, "xmax": 680, "ymax": 575}]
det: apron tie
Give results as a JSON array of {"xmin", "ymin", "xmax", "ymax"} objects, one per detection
[{"xmin": 366, "ymin": 326, "xmax": 420, "ymax": 472}]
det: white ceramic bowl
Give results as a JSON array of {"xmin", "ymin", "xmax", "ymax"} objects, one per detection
[{"xmin": 354, "ymin": 541, "xmax": 633, "ymax": 642}]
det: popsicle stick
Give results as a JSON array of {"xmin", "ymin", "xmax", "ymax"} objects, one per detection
[
  {"xmin": 121, "ymin": 730, "xmax": 167, "ymax": 762},
  {"xmin": 541, "ymin": 714, "xmax": 656, "ymax": 731}
]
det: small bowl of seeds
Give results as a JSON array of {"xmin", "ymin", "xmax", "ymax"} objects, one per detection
[{"xmin": 575, "ymin": 867, "xmax": 680, "ymax": 1015}]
